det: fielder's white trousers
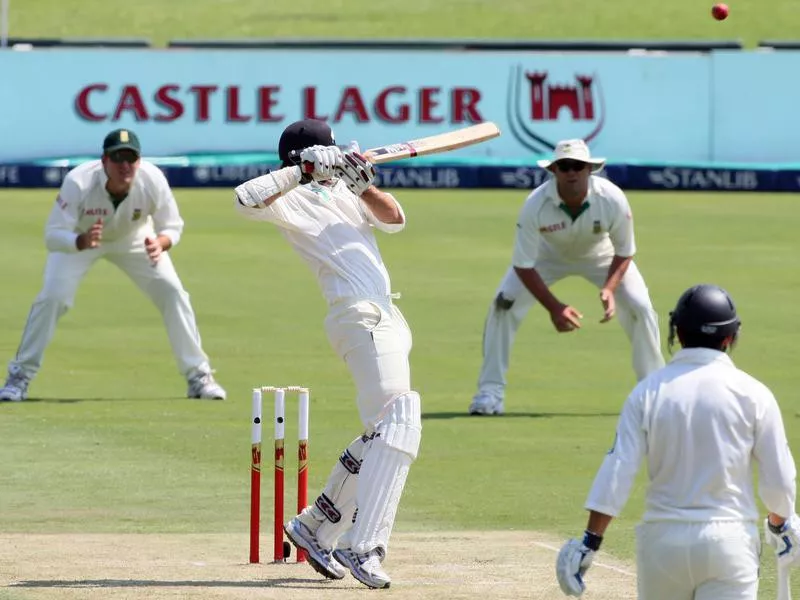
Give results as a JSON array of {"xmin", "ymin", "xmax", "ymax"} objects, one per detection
[
  {"xmin": 476, "ymin": 260, "xmax": 664, "ymax": 398},
  {"xmin": 8, "ymin": 245, "xmax": 211, "ymax": 380},
  {"xmin": 636, "ymin": 521, "xmax": 760, "ymax": 600},
  {"xmin": 324, "ymin": 296, "xmax": 412, "ymax": 428}
]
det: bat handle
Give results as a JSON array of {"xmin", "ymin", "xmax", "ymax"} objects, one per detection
[
  {"xmin": 778, "ymin": 562, "xmax": 792, "ymax": 600},
  {"xmin": 301, "ymin": 161, "xmax": 314, "ymax": 174}
]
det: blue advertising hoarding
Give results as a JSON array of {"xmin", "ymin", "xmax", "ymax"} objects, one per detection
[
  {"xmin": 711, "ymin": 50, "xmax": 800, "ymax": 163},
  {"xmin": 0, "ymin": 49, "xmax": 710, "ymax": 163}
]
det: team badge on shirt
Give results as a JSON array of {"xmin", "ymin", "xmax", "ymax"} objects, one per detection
[
  {"xmin": 593, "ymin": 220, "xmax": 602, "ymax": 234},
  {"xmin": 132, "ymin": 208, "xmax": 142, "ymax": 221}
]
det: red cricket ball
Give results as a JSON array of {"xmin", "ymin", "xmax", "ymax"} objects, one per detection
[{"xmin": 712, "ymin": 3, "xmax": 729, "ymax": 20}]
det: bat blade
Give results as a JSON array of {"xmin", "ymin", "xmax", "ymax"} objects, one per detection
[
  {"xmin": 364, "ymin": 122, "xmax": 501, "ymax": 165},
  {"xmin": 778, "ymin": 562, "xmax": 792, "ymax": 600}
]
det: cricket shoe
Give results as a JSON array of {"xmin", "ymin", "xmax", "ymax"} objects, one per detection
[
  {"xmin": 284, "ymin": 517, "xmax": 347, "ymax": 580},
  {"xmin": 333, "ymin": 547, "xmax": 391, "ymax": 589},
  {"xmin": 468, "ymin": 392, "xmax": 504, "ymax": 415},
  {"xmin": 186, "ymin": 370, "xmax": 226, "ymax": 400},
  {"xmin": 0, "ymin": 370, "xmax": 29, "ymax": 402}
]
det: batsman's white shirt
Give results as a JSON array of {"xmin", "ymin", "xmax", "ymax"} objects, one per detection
[
  {"xmin": 235, "ymin": 179, "xmax": 411, "ymax": 427},
  {"xmin": 586, "ymin": 347, "xmax": 797, "ymax": 521},
  {"xmin": 45, "ymin": 160, "xmax": 183, "ymax": 252},
  {"xmin": 512, "ymin": 176, "xmax": 635, "ymax": 268},
  {"xmin": 235, "ymin": 179, "xmax": 405, "ymax": 305}
]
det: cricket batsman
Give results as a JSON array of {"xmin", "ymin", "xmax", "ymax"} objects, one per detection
[
  {"xmin": 233, "ymin": 119, "xmax": 421, "ymax": 589},
  {"xmin": 0, "ymin": 129, "xmax": 226, "ymax": 401},
  {"xmin": 556, "ymin": 284, "xmax": 798, "ymax": 599}
]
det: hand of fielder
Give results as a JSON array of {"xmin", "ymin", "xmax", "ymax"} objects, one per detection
[
  {"xmin": 599, "ymin": 288, "xmax": 616, "ymax": 323},
  {"xmin": 550, "ymin": 304, "xmax": 583, "ymax": 333},
  {"xmin": 556, "ymin": 538, "xmax": 595, "ymax": 596},
  {"xmin": 144, "ymin": 237, "xmax": 163, "ymax": 265},
  {"xmin": 337, "ymin": 151, "xmax": 376, "ymax": 197},
  {"xmin": 299, "ymin": 145, "xmax": 343, "ymax": 181},
  {"xmin": 765, "ymin": 515, "xmax": 800, "ymax": 568},
  {"xmin": 77, "ymin": 218, "xmax": 103, "ymax": 251}
]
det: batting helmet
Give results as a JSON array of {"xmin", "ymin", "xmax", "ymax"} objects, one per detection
[
  {"xmin": 668, "ymin": 284, "xmax": 741, "ymax": 351},
  {"xmin": 278, "ymin": 119, "xmax": 335, "ymax": 167}
]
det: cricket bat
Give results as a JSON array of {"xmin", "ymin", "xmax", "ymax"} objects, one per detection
[
  {"xmin": 778, "ymin": 562, "xmax": 792, "ymax": 600},
  {"xmin": 364, "ymin": 121, "xmax": 501, "ymax": 164},
  {"xmin": 292, "ymin": 122, "xmax": 501, "ymax": 173}
]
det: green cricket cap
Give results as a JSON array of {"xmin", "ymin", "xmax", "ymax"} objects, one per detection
[{"xmin": 103, "ymin": 129, "xmax": 141, "ymax": 155}]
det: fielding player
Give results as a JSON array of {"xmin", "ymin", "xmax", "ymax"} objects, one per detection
[
  {"xmin": 0, "ymin": 129, "xmax": 226, "ymax": 401},
  {"xmin": 556, "ymin": 284, "xmax": 798, "ymax": 599},
  {"xmin": 469, "ymin": 139, "xmax": 664, "ymax": 415},
  {"xmin": 234, "ymin": 119, "xmax": 421, "ymax": 589}
]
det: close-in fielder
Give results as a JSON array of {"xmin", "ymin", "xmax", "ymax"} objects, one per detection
[
  {"xmin": 233, "ymin": 119, "xmax": 421, "ymax": 589},
  {"xmin": 556, "ymin": 284, "xmax": 798, "ymax": 599},
  {"xmin": 469, "ymin": 139, "xmax": 664, "ymax": 415},
  {"xmin": 0, "ymin": 129, "xmax": 225, "ymax": 401}
]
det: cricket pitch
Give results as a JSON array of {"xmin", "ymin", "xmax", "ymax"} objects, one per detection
[{"xmin": 0, "ymin": 531, "xmax": 635, "ymax": 600}]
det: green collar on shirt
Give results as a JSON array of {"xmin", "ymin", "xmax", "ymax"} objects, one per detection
[
  {"xmin": 108, "ymin": 192, "xmax": 128, "ymax": 209},
  {"xmin": 558, "ymin": 201, "xmax": 590, "ymax": 222}
]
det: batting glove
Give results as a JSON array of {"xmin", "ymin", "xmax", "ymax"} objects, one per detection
[
  {"xmin": 299, "ymin": 145, "xmax": 344, "ymax": 181},
  {"xmin": 337, "ymin": 151, "xmax": 376, "ymax": 197},
  {"xmin": 765, "ymin": 514, "xmax": 800, "ymax": 567},
  {"xmin": 555, "ymin": 531, "xmax": 602, "ymax": 597}
]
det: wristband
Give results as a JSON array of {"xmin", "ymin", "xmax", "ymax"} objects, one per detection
[
  {"xmin": 769, "ymin": 520, "xmax": 787, "ymax": 535},
  {"xmin": 583, "ymin": 530, "xmax": 603, "ymax": 551}
]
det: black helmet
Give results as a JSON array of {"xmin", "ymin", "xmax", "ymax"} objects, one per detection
[
  {"xmin": 668, "ymin": 284, "xmax": 741, "ymax": 351},
  {"xmin": 278, "ymin": 119, "xmax": 335, "ymax": 167}
]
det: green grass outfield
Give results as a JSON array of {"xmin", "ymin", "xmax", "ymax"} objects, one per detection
[
  {"xmin": 8, "ymin": 0, "xmax": 799, "ymax": 48},
  {"xmin": 0, "ymin": 189, "xmax": 798, "ymax": 598}
]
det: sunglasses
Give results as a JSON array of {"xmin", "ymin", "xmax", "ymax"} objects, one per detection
[
  {"xmin": 555, "ymin": 160, "xmax": 588, "ymax": 173},
  {"xmin": 108, "ymin": 150, "xmax": 140, "ymax": 164}
]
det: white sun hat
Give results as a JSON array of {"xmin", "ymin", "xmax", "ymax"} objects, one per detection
[{"xmin": 536, "ymin": 139, "xmax": 606, "ymax": 172}]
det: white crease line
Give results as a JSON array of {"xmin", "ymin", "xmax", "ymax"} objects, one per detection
[{"xmin": 533, "ymin": 541, "xmax": 636, "ymax": 577}]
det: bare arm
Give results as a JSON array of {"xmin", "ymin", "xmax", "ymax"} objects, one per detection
[
  {"xmin": 586, "ymin": 511, "xmax": 614, "ymax": 537},
  {"xmin": 603, "ymin": 255, "xmax": 633, "ymax": 293},
  {"xmin": 155, "ymin": 234, "xmax": 173, "ymax": 251},
  {"xmin": 359, "ymin": 186, "xmax": 404, "ymax": 225},
  {"xmin": 513, "ymin": 266, "xmax": 563, "ymax": 313},
  {"xmin": 515, "ymin": 266, "xmax": 583, "ymax": 331}
]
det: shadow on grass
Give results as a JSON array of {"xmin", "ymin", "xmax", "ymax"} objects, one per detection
[
  {"xmin": 11, "ymin": 578, "xmax": 336, "ymax": 589},
  {"xmin": 422, "ymin": 411, "xmax": 620, "ymax": 420},
  {"xmin": 8, "ymin": 397, "xmax": 188, "ymax": 404}
]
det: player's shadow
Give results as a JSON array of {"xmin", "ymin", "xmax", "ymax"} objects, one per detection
[
  {"xmin": 11, "ymin": 578, "xmax": 338, "ymax": 590},
  {"xmin": 422, "ymin": 411, "xmax": 620, "ymax": 419},
  {"xmin": 7, "ymin": 396, "xmax": 190, "ymax": 404}
]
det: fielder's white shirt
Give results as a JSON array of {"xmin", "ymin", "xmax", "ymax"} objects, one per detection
[
  {"xmin": 45, "ymin": 160, "xmax": 184, "ymax": 253},
  {"xmin": 512, "ymin": 176, "xmax": 635, "ymax": 268},
  {"xmin": 586, "ymin": 348, "xmax": 797, "ymax": 522},
  {"xmin": 236, "ymin": 179, "xmax": 405, "ymax": 304}
]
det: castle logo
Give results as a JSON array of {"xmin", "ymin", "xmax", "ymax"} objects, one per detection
[{"xmin": 506, "ymin": 66, "xmax": 606, "ymax": 154}]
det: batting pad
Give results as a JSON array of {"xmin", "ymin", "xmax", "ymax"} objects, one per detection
[
  {"xmin": 314, "ymin": 434, "xmax": 372, "ymax": 549},
  {"xmin": 375, "ymin": 391, "xmax": 422, "ymax": 459},
  {"xmin": 350, "ymin": 436, "xmax": 413, "ymax": 554}
]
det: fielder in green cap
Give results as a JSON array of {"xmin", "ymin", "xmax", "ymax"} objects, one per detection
[{"xmin": 0, "ymin": 129, "xmax": 226, "ymax": 402}]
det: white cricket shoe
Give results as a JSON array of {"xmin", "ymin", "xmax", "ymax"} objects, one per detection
[
  {"xmin": 186, "ymin": 371, "xmax": 226, "ymax": 400},
  {"xmin": 0, "ymin": 371, "xmax": 29, "ymax": 402},
  {"xmin": 468, "ymin": 392, "xmax": 504, "ymax": 415},
  {"xmin": 284, "ymin": 515, "xmax": 347, "ymax": 580},
  {"xmin": 333, "ymin": 547, "xmax": 391, "ymax": 589}
]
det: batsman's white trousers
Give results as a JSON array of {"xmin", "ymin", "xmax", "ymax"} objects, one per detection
[
  {"xmin": 8, "ymin": 245, "xmax": 211, "ymax": 380},
  {"xmin": 324, "ymin": 296, "xmax": 412, "ymax": 428},
  {"xmin": 636, "ymin": 521, "xmax": 760, "ymax": 600},
  {"xmin": 476, "ymin": 260, "xmax": 664, "ymax": 397}
]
